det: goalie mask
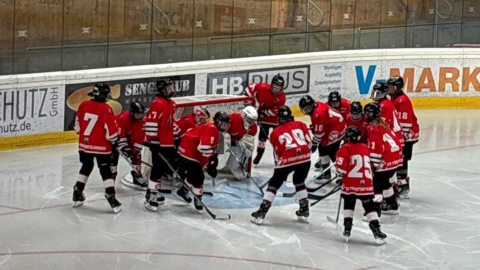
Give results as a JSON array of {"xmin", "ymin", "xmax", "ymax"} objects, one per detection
[
  {"xmin": 241, "ymin": 106, "xmax": 258, "ymax": 130},
  {"xmin": 193, "ymin": 106, "xmax": 210, "ymax": 126}
]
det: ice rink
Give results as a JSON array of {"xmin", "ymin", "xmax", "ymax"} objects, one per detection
[{"xmin": 1, "ymin": 109, "xmax": 480, "ymax": 270}]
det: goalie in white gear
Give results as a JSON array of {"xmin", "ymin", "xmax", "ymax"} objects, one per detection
[{"xmin": 225, "ymin": 106, "xmax": 258, "ymax": 180}]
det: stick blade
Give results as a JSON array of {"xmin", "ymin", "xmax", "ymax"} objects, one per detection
[
  {"xmin": 327, "ymin": 216, "xmax": 337, "ymax": 224},
  {"xmin": 214, "ymin": 214, "xmax": 231, "ymax": 220}
]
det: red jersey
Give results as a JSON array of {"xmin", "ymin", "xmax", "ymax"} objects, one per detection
[
  {"xmin": 378, "ymin": 99, "xmax": 404, "ymax": 146},
  {"xmin": 330, "ymin": 98, "xmax": 351, "ymax": 119},
  {"xmin": 116, "ymin": 111, "xmax": 145, "ymax": 155},
  {"xmin": 177, "ymin": 123, "xmax": 219, "ymax": 167},
  {"xmin": 367, "ymin": 124, "xmax": 403, "ymax": 172},
  {"xmin": 310, "ymin": 102, "xmax": 346, "ymax": 146},
  {"xmin": 246, "ymin": 82, "xmax": 286, "ymax": 125},
  {"xmin": 173, "ymin": 113, "xmax": 196, "ymax": 140},
  {"xmin": 270, "ymin": 121, "xmax": 312, "ymax": 168},
  {"xmin": 227, "ymin": 112, "xmax": 258, "ymax": 143},
  {"xmin": 345, "ymin": 114, "xmax": 368, "ymax": 144},
  {"xmin": 391, "ymin": 93, "xmax": 420, "ymax": 142},
  {"xmin": 335, "ymin": 142, "xmax": 374, "ymax": 196},
  {"xmin": 74, "ymin": 100, "xmax": 118, "ymax": 154},
  {"xmin": 144, "ymin": 97, "xmax": 176, "ymax": 147}
]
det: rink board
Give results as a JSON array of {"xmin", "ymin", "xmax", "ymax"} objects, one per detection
[{"xmin": 2, "ymin": 47, "xmax": 480, "ymax": 151}]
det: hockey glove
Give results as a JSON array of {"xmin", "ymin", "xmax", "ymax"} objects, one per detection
[
  {"xmin": 207, "ymin": 154, "xmax": 219, "ymax": 178},
  {"xmin": 310, "ymin": 143, "xmax": 318, "ymax": 153},
  {"xmin": 121, "ymin": 149, "xmax": 133, "ymax": 160},
  {"xmin": 147, "ymin": 139, "xmax": 161, "ymax": 153},
  {"xmin": 335, "ymin": 174, "xmax": 344, "ymax": 185}
]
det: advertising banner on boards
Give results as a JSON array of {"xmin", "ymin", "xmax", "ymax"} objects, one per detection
[
  {"xmin": 0, "ymin": 85, "xmax": 64, "ymax": 138},
  {"xmin": 206, "ymin": 65, "xmax": 310, "ymax": 106},
  {"xmin": 63, "ymin": 75, "xmax": 195, "ymax": 131}
]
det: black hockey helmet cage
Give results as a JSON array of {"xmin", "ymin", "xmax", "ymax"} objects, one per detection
[
  {"xmin": 277, "ymin": 106, "xmax": 294, "ymax": 124},
  {"xmin": 156, "ymin": 78, "xmax": 175, "ymax": 97},
  {"xmin": 299, "ymin": 95, "xmax": 316, "ymax": 115},
  {"xmin": 213, "ymin": 111, "xmax": 231, "ymax": 131},
  {"xmin": 344, "ymin": 126, "xmax": 362, "ymax": 143},
  {"xmin": 371, "ymin": 82, "xmax": 388, "ymax": 101},
  {"xmin": 328, "ymin": 91, "xmax": 341, "ymax": 108},
  {"xmin": 386, "ymin": 75, "xmax": 404, "ymax": 95},
  {"xmin": 130, "ymin": 101, "xmax": 146, "ymax": 114},
  {"xmin": 270, "ymin": 75, "xmax": 285, "ymax": 95},
  {"xmin": 88, "ymin": 83, "xmax": 111, "ymax": 102},
  {"xmin": 363, "ymin": 102, "xmax": 381, "ymax": 122}
]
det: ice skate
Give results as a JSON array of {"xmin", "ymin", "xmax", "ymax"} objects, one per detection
[
  {"xmin": 72, "ymin": 185, "xmax": 85, "ymax": 207},
  {"xmin": 105, "ymin": 194, "xmax": 122, "ymax": 214},
  {"xmin": 314, "ymin": 158, "xmax": 322, "ymax": 171},
  {"xmin": 194, "ymin": 197, "xmax": 204, "ymax": 213},
  {"xmin": 381, "ymin": 201, "xmax": 399, "ymax": 215},
  {"xmin": 131, "ymin": 171, "xmax": 148, "ymax": 190},
  {"xmin": 397, "ymin": 184, "xmax": 410, "ymax": 200},
  {"xmin": 174, "ymin": 187, "xmax": 192, "ymax": 204},
  {"xmin": 295, "ymin": 199, "xmax": 310, "ymax": 223},
  {"xmin": 343, "ymin": 220, "xmax": 352, "ymax": 242},
  {"xmin": 253, "ymin": 151, "xmax": 263, "ymax": 166},
  {"xmin": 251, "ymin": 201, "xmax": 271, "ymax": 225},
  {"xmin": 144, "ymin": 190, "xmax": 159, "ymax": 211},
  {"xmin": 369, "ymin": 223, "xmax": 387, "ymax": 245}
]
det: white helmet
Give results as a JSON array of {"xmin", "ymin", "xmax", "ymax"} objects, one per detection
[
  {"xmin": 242, "ymin": 106, "xmax": 258, "ymax": 130},
  {"xmin": 193, "ymin": 106, "xmax": 210, "ymax": 126}
]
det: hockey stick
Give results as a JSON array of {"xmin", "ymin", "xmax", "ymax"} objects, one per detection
[
  {"xmin": 228, "ymin": 149, "xmax": 264, "ymax": 196},
  {"xmin": 310, "ymin": 183, "xmax": 341, "ymax": 207},
  {"xmin": 139, "ymin": 159, "xmax": 212, "ymax": 196},
  {"xmin": 157, "ymin": 152, "xmax": 231, "ymax": 221},
  {"xmin": 327, "ymin": 192, "xmax": 343, "ymax": 224}
]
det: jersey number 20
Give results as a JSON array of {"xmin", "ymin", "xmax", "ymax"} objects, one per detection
[{"xmin": 279, "ymin": 129, "xmax": 307, "ymax": 149}]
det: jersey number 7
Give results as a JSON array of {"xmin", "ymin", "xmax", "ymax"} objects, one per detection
[{"xmin": 84, "ymin": 113, "xmax": 98, "ymax": 136}]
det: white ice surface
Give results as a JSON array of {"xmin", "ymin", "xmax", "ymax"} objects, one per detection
[{"xmin": 0, "ymin": 109, "xmax": 480, "ymax": 270}]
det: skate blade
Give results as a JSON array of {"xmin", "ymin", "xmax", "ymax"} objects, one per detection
[
  {"xmin": 399, "ymin": 194, "xmax": 410, "ymax": 200},
  {"xmin": 250, "ymin": 217, "xmax": 263, "ymax": 225},
  {"xmin": 72, "ymin": 201, "xmax": 84, "ymax": 207},
  {"xmin": 144, "ymin": 201, "xmax": 158, "ymax": 211},
  {"xmin": 296, "ymin": 216, "xmax": 309, "ymax": 223},
  {"xmin": 173, "ymin": 191, "xmax": 192, "ymax": 205},
  {"xmin": 195, "ymin": 208, "xmax": 204, "ymax": 214},
  {"xmin": 376, "ymin": 238, "xmax": 387, "ymax": 245},
  {"xmin": 112, "ymin": 206, "xmax": 122, "ymax": 214},
  {"xmin": 382, "ymin": 210, "xmax": 399, "ymax": 215},
  {"xmin": 344, "ymin": 236, "xmax": 350, "ymax": 243},
  {"xmin": 156, "ymin": 199, "xmax": 165, "ymax": 205}
]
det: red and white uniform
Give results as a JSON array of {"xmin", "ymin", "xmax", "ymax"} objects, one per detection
[
  {"xmin": 367, "ymin": 125, "xmax": 403, "ymax": 172},
  {"xmin": 144, "ymin": 97, "xmax": 176, "ymax": 147},
  {"xmin": 345, "ymin": 114, "xmax": 369, "ymax": 144},
  {"xmin": 310, "ymin": 102, "xmax": 346, "ymax": 146},
  {"xmin": 378, "ymin": 99, "xmax": 404, "ymax": 146},
  {"xmin": 75, "ymin": 100, "xmax": 118, "ymax": 154},
  {"xmin": 177, "ymin": 123, "xmax": 219, "ymax": 167},
  {"xmin": 116, "ymin": 111, "xmax": 145, "ymax": 155},
  {"xmin": 335, "ymin": 142, "xmax": 374, "ymax": 196},
  {"xmin": 173, "ymin": 113, "xmax": 196, "ymax": 140},
  {"xmin": 227, "ymin": 112, "xmax": 258, "ymax": 144},
  {"xmin": 246, "ymin": 82, "xmax": 286, "ymax": 125},
  {"xmin": 270, "ymin": 121, "xmax": 312, "ymax": 168},
  {"xmin": 331, "ymin": 98, "xmax": 351, "ymax": 119},
  {"xmin": 391, "ymin": 93, "xmax": 420, "ymax": 142}
]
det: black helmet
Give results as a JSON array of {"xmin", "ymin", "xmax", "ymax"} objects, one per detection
[
  {"xmin": 386, "ymin": 76, "xmax": 404, "ymax": 95},
  {"xmin": 363, "ymin": 102, "xmax": 381, "ymax": 122},
  {"xmin": 156, "ymin": 78, "xmax": 175, "ymax": 97},
  {"xmin": 350, "ymin": 101, "xmax": 363, "ymax": 114},
  {"xmin": 130, "ymin": 101, "xmax": 146, "ymax": 114},
  {"xmin": 270, "ymin": 75, "xmax": 285, "ymax": 95},
  {"xmin": 328, "ymin": 91, "xmax": 341, "ymax": 108},
  {"xmin": 213, "ymin": 111, "xmax": 230, "ymax": 131},
  {"xmin": 344, "ymin": 126, "xmax": 362, "ymax": 143},
  {"xmin": 371, "ymin": 82, "xmax": 388, "ymax": 101},
  {"xmin": 299, "ymin": 95, "xmax": 316, "ymax": 115},
  {"xmin": 88, "ymin": 83, "xmax": 111, "ymax": 102},
  {"xmin": 277, "ymin": 106, "xmax": 294, "ymax": 124}
]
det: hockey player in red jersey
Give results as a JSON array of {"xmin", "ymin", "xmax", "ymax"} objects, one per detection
[
  {"xmin": 299, "ymin": 95, "xmax": 346, "ymax": 183},
  {"xmin": 111, "ymin": 101, "xmax": 148, "ymax": 190},
  {"xmin": 335, "ymin": 126, "xmax": 387, "ymax": 244},
  {"xmin": 143, "ymin": 78, "xmax": 176, "ymax": 211},
  {"xmin": 175, "ymin": 112, "xmax": 231, "ymax": 213},
  {"xmin": 364, "ymin": 103, "xmax": 403, "ymax": 215},
  {"xmin": 73, "ymin": 83, "xmax": 122, "ymax": 213},
  {"xmin": 327, "ymin": 91, "xmax": 350, "ymax": 119},
  {"xmin": 387, "ymin": 76, "xmax": 420, "ymax": 199},
  {"xmin": 173, "ymin": 106, "xmax": 210, "ymax": 145},
  {"xmin": 225, "ymin": 106, "xmax": 258, "ymax": 179},
  {"xmin": 246, "ymin": 75, "xmax": 286, "ymax": 165},
  {"xmin": 345, "ymin": 101, "xmax": 368, "ymax": 144},
  {"xmin": 371, "ymin": 82, "xmax": 404, "ymax": 146},
  {"xmin": 251, "ymin": 106, "xmax": 312, "ymax": 224}
]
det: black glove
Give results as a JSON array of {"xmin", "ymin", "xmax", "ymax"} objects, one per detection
[
  {"xmin": 147, "ymin": 139, "xmax": 161, "ymax": 152},
  {"xmin": 310, "ymin": 143, "xmax": 318, "ymax": 153},
  {"xmin": 207, "ymin": 154, "xmax": 219, "ymax": 178},
  {"xmin": 207, "ymin": 166, "xmax": 217, "ymax": 178}
]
